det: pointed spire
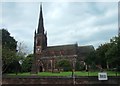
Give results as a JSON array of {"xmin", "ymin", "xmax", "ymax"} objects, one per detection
[
  {"xmin": 37, "ymin": 3, "xmax": 44, "ymax": 34},
  {"xmin": 34, "ymin": 29, "xmax": 36, "ymax": 38},
  {"xmin": 34, "ymin": 29, "xmax": 36, "ymax": 34}
]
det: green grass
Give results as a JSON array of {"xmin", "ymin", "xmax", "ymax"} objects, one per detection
[
  {"xmin": 7, "ymin": 71, "xmax": 120, "ymax": 77},
  {"xmin": 38, "ymin": 72, "xmax": 72, "ymax": 76},
  {"xmin": 8, "ymin": 72, "xmax": 72, "ymax": 76},
  {"xmin": 75, "ymin": 71, "xmax": 120, "ymax": 76}
]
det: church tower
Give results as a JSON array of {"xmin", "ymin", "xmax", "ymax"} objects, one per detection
[
  {"xmin": 35, "ymin": 4, "xmax": 47, "ymax": 53},
  {"xmin": 31, "ymin": 4, "xmax": 47, "ymax": 73}
]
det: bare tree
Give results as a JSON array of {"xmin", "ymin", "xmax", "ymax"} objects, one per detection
[{"xmin": 17, "ymin": 41, "xmax": 30, "ymax": 63}]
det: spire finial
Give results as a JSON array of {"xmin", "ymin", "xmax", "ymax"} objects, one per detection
[{"xmin": 40, "ymin": 2, "xmax": 42, "ymax": 10}]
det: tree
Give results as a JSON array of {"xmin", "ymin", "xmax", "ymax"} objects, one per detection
[
  {"xmin": 1, "ymin": 29, "xmax": 18, "ymax": 73},
  {"xmin": 85, "ymin": 51, "xmax": 97, "ymax": 70},
  {"xmin": 85, "ymin": 36, "xmax": 120, "ymax": 70},
  {"xmin": 95, "ymin": 43, "xmax": 111, "ymax": 69},
  {"xmin": 2, "ymin": 29, "xmax": 17, "ymax": 50},
  {"xmin": 85, "ymin": 36, "xmax": 120, "ymax": 71},
  {"xmin": 75, "ymin": 61, "xmax": 85, "ymax": 71},
  {"xmin": 21, "ymin": 54, "xmax": 33, "ymax": 72},
  {"xmin": 106, "ymin": 36, "xmax": 120, "ymax": 70},
  {"xmin": 17, "ymin": 41, "xmax": 29, "ymax": 57},
  {"xmin": 16, "ymin": 41, "xmax": 29, "ymax": 66},
  {"xmin": 56, "ymin": 59, "xmax": 72, "ymax": 71},
  {"xmin": 117, "ymin": 36, "xmax": 120, "ymax": 71},
  {"xmin": 85, "ymin": 51, "xmax": 96, "ymax": 65}
]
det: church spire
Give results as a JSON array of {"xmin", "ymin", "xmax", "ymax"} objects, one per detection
[{"xmin": 37, "ymin": 3, "xmax": 44, "ymax": 34}]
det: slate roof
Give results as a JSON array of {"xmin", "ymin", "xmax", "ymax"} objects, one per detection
[
  {"xmin": 78, "ymin": 45, "xmax": 94, "ymax": 54},
  {"xmin": 43, "ymin": 44, "xmax": 77, "ymax": 57},
  {"xmin": 77, "ymin": 45, "xmax": 95, "ymax": 60},
  {"xmin": 47, "ymin": 44, "xmax": 77, "ymax": 51},
  {"xmin": 42, "ymin": 44, "xmax": 94, "ymax": 59}
]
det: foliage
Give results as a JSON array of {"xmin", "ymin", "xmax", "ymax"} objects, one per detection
[
  {"xmin": 16, "ymin": 41, "xmax": 29, "ymax": 65},
  {"xmin": 85, "ymin": 51, "xmax": 96, "ymax": 65},
  {"xmin": 21, "ymin": 54, "xmax": 33, "ymax": 72},
  {"xmin": 56, "ymin": 59, "xmax": 72, "ymax": 71},
  {"xmin": 75, "ymin": 61, "xmax": 85, "ymax": 71},
  {"xmin": 85, "ymin": 36, "xmax": 120, "ymax": 71},
  {"xmin": 95, "ymin": 43, "xmax": 111, "ymax": 68},
  {"xmin": 2, "ymin": 29, "xmax": 17, "ymax": 50},
  {"xmin": 1, "ymin": 29, "xmax": 18, "ymax": 73},
  {"xmin": 17, "ymin": 41, "xmax": 28, "ymax": 57},
  {"xmin": 5, "ymin": 60, "xmax": 21, "ymax": 74},
  {"xmin": 106, "ymin": 36, "xmax": 120, "ymax": 69}
]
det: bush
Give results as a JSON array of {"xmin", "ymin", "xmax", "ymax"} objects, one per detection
[
  {"xmin": 75, "ymin": 61, "xmax": 86, "ymax": 71},
  {"xmin": 56, "ymin": 59, "xmax": 72, "ymax": 71}
]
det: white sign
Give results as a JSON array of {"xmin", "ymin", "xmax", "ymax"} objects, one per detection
[{"xmin": 98, "ymin": 72, "xmax": 108, "ymax": 80}]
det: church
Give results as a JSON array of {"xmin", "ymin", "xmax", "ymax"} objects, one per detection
[{"xmin": 31, "ymin": 4, "xmax": 94, "ymax": 73}]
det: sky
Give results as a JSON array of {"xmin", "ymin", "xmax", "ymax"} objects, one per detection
[{"xmin": 1, "ymin": 2, "xmax": 118, "ymax": 54}]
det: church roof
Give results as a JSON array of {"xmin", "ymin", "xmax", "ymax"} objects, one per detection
[
  {"xmin": 47, "ymin": 44, "xmax": 77, "ymax": 51},
  {"xmin": 77, "ymin": 45, "xmax": 94, "ymax": 60},
  {"xmin": 43, "ymin": 44, "xmax": 77, "ymax": 57},
  {"xmin": 78, "ymin": 45, "xmax": 94, "ymax": 54}
]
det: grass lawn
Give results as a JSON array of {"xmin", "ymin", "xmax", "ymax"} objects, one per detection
[
  {"xmin": 75, "ymin": 71, "xmax": 120, "ymax": 76},
  {"xmin": 7, "ymin": 71, "xmax": 120, "ymax": 77}
]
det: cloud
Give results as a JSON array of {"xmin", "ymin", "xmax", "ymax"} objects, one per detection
[
  {"xmin": 49, "ymin": 3, "xmax": 117, "ymax": 46},
  {"xmin": 2, "ymin": 2, "xmax": 118, "ymax": 53},
  {"xmin": 1, "ymin": 0, "xmax": 119, "ymax": 2}
]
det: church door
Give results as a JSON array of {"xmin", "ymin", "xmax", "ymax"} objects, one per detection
[{"xmin": 39, "ymin": 66, "xmax": 43, "ymax": 72}]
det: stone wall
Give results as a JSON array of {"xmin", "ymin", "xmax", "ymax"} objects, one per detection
[{"xmin": 2, "ymin": 76, "xmax": 120, "ymax": 86}]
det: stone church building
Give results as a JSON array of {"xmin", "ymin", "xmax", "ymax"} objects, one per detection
[{"xmin": 31, "ymin": 5, "xmax": 94, "ymax": 73}]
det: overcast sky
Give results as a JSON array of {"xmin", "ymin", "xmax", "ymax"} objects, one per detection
[{"xmin": 1, "ymin": 2, "xmax": 118, "ymax": 53}]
